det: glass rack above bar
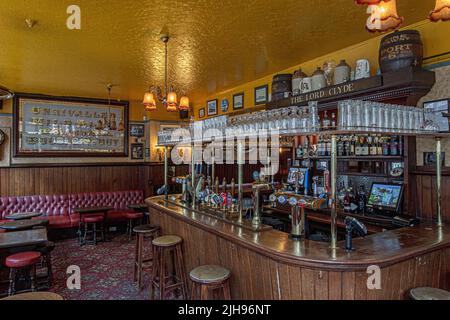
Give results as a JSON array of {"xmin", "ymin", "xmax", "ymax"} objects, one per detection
[{"xmin": 157, "ymin": 100, "xmax": 445, "ymax": 146}]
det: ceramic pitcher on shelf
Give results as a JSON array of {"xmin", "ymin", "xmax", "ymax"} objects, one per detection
[
  {"xmin": 355, "ymin": 59, "xmax": 371, "ymax": 80},
  {"xmin": 312, "ymin": 67, "xmax": 326, "ymax": 91},
  {"xmin": 292, "ymin": 69, "xmax": 307, "ymax": 96},
  {"xmin": 334, "ymin": 59, "xmax": 351, "ymax": 85}
]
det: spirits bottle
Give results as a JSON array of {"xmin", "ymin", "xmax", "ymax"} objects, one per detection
[
  {"xmin": 322, "ymin": 111, "xmax": 330, "ymax": 130},
  {"xmin": 358, "ymin": 185, "xmax": 367, "ymax": 214},
  {"xmin": 331, "ymin": 112, "xmax": 337, "ymax": 129},
  {"xmin": 377, "ymin": 135, "xmax": 383, "ymax": 155},
  {"xmin": 362, "ymin": 136, "xmax": 369, "ymax": 156},
  {"xmin": 382, "ymin": 136, "xmax": 390, "ymax": 156},
  {"xmin": 355, "ymin": 135, "xmax": 362, "ymax": 156},
  {"xmin": 350, "ymin": 135, "xmax": 356, "ymax": 156},
  {"xmin": 390, "ymin": 136, "xmax": 398, "ymax": 156}
]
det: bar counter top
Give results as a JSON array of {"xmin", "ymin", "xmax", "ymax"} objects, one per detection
[{"xmin": 146, "ymin": 196, "xmax": 450, "ymax": 271}]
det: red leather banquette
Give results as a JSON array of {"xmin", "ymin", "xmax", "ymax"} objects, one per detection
[{"xmin": 0, "ymin": 190, "xmax": 144, "ymax": 229}]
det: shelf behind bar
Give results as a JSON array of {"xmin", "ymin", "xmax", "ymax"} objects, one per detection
[{"xmin": 158, "ymin": 129, "xmax": 448, "ymax": 146}]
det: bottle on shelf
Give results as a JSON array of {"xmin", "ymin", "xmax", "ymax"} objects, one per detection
[
  {"xmin": 355, "ymin": 136, "xmax": 362, "ymax": 156},
  {"xmin": 322, "ymin": 111, "xmax": 330, "ymax": 130},
  {"xmin": 369, "ymin": 135, "xmax": 378, "ymax": 156},
  {"xmin": 358, "ymin": 185, "xmax": 367, "ymax": 214},
  {"xmin": 382, "ymin": 136, "xmax": 390, "ymax": 156},
  {"xmin": 377, "ymin": 135, "xmax": 383, "ymax": 155},
  {"xmin": 390, "ymin": 136, "xmax": 399, "ymax": 156},
  {"xmin": 350, "ymin": 135, "xmax": 356, "ymax": 156},
  {"xmin": 331, "ymin": 112, "xmax": 337, "ymax": 130},
  {"xmin": 361, "ymin": 136, "xmax": 369, "ymax": 156}
]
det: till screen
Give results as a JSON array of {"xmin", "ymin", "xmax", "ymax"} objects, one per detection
[{"xmin": 368, "ymin": 184, "xmax": 402, "ymax": 210}]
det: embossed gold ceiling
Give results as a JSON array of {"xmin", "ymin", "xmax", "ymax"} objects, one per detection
[{"xmin": 0, "ymin": 0, "xmax": 435, "ymax": 106}]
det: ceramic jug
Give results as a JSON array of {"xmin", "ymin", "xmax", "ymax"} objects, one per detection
[
  {"xmin": 355, "ymin": 59, "xmax": 371, "ymax": 80},
  {"xmin": 292, "ymin": 69, "xmax": 307, "ymax": 96},
  {"xmin": 334, "ymin": 59, "xmax": 351, "ymax": 85},
  {"xmin": 312, "ymin": 67, "xmax": 326, "ymax": 91}
]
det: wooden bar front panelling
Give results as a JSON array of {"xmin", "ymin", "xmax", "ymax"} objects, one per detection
[{"xmin": 150, "ymin": 207, "xmax": 450, "ymax": 300}]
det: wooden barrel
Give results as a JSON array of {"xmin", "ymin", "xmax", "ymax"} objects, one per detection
[
  {"xmin": 379, "ymin": 30, "xmax": 423, "ymax": 74},
  {"xmin": 272, "ymin": 74, "xmax": 292, "ymax": 101}
]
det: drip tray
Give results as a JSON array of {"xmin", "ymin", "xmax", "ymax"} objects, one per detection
[{"xmin": 168, "ymin": 200, "xmax": 272, "ymax": 232}]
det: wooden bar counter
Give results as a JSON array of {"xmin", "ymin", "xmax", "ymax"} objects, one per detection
[{"xmin": 146, "ymin": 196, "xmax": 450, "ymax": 300}]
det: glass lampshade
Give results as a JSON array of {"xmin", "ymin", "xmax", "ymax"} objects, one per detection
[
  {"xmin": 142, "ymin": 92, "xmax": 157, "ymax": 111},
  {"xmin": 366, "ymin": 0, "xmax": 403, "ymax": 33},
  {"xmin": 179, "ymin": 96, "xmax": 190, "ymax": 111},
  {"xmin": 166, "ymin": 91, "xmax": 178, "ymax": 112},
  {"xmin": 356, "ymin": 0, "xmax": 385, "ymax": 5},
  {"xmin": 430, "ymin": 0, "xmax": 450, "ymax": 22}
]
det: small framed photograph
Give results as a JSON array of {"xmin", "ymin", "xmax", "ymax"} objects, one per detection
[
  {"xmin": 131, "ymin": 143, "xmax": 144, "ymax": 160},
  {"xmin": 199, "ymin": 108, "xmax": 206, "ymax": 118},
  {"xmin": 207, "ymin": 99, "xmax": 218, "ymax": 116},
  {"xmin": 254, "ymin": 85, "xmax": 268, "ymax": 105},
  {"xmin": 130, "ymin": 124, "xmax": 145, "ymax": 137},
  {"xmin": 233, "ymin": 93, "xmax": 244, "ymax": 110}
]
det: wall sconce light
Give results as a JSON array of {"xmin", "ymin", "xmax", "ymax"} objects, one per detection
[{"xmin": 355, "ymin": 0, "xmax": 384, "ymax": 5}]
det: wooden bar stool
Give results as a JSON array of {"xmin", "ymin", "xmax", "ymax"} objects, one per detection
[
  {"xmin": 133, "ymin": 225, "xmax": 160, "ymax": 290},
  {"xmin": 410, "ymin": 287, "xmax": 450, "ymax": 300},
  {"xmin": 5, "ymin": 251, "xmax": 42, "ymax": 296},
  {"xmin": 149, "ymin": 235, "xmax": 188, "ymax": 300},
  {"xmin": 82, "ymin": 215, "xmax": 105, "ymax": 246},
  {"xmin": 36, "ymin": 241, "xmax": 55, "ymax": 289},
  {"xmin": 126, "ymin": 212, "xmax": 144, "ymax": 241},
  {"xmin": 190, "ymin": 265, "xmax": 231, "ymax": 300}
]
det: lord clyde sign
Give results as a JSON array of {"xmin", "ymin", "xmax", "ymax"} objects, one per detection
[{"xmin": 288, "ymin": 76, "xmax": 382, "ymax": 106}]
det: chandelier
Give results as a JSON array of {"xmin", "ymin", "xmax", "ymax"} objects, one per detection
[
  {"xmin": 142, "ymin": 35, "xmax": 189, "ymax": 113},
  {"xmin": 0, "ymin": 85, "xmax": 14, "ymax": 100}
]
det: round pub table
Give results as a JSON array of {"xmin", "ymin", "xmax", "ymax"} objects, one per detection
[
  {"xmin": 4, "ymin": 212, "xmax": 43, "ymax": 221},
  {"xmin": 0, "ymin": 220, "xmax": 48, "ymax": 232},
  {"xmin": 1, "ymin": 292, "xmax": 63, "ymax": 300}
]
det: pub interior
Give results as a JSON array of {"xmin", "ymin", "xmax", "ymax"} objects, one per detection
[{"xmin": 0, "ymin": 0, "xmax": 450, "ymax": 301}]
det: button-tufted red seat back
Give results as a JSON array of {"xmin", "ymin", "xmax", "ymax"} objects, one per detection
[
  {"xmin": 0, "ymin": 195, "xmax": 70, "ymax": 219},
  {"xmin": 0, "ymin": 190, "xmax": 145, "ymax": 229}
]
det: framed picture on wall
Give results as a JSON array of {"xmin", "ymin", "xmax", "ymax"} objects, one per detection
[
  {"xmin": 131, "ymin": 143, "xmax": 144, "ymax": 160},
  {"xmin": 13, "ymin": 93, "xmax": 129, "ymax": 157},
  {"xmin": 207, "ymin": 99, "xmax": 218, "ymax": 116},
  {"xmin": 423, "ymin": 98, "xmax": 450, "ymax": 132},
  {"xmin": 130, "ymin": 123, "xmax": 145, "ymax": 137},
  {"xmin": 254, "ymin": 85, "xmax": 268, "ymax": 105},
  {"xmin": 233, "ymin": 93, "xmax": 244, "ymax": 110},
  {"xmin": 199, "ymin": 108, "xmax": 206, "ymax": 118}
]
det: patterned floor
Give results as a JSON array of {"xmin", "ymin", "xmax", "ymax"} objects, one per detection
[{"xmin": 49, "ymin": 234, "xmax": 152, "ymax": 300}]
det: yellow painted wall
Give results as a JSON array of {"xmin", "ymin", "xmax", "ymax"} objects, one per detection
[{"xmin": 194, "ymin": 19, "xmax": 450, "ymax": 120}]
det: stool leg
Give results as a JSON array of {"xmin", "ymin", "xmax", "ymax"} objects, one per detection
[
  {"xmin": 8, "ymin": 268, "xmax": 16, "ymax": 296},
  {"xmin": 83, "ymin": 222, "xmax": 88, "ymax": 245},
  {"xmin": 128, "ymin": 220, "xmax": 133, "ymax": 242},
  {"xmin": 133, "ymin": 235, "xmax": 139, "ymax": 282},
  {"xmin": 175, "ymin": 245, "xmax": 188, "ymax": 299},
  {"xmin": 223, "ymin": 281, "xmax": 231, "ymax": 300},
  {"xmin": 137, "ymin": 235, "xmax": 144, "ymax": 290},
  {"xmin": 159, "ymin": 248, "xmax": 166, "ymax": 300},
  {"xmin": 190, "ymin": 282, "xmax": 197, "ymax": 300},
  {"xmin": 30, "ymin": 265, "xmax": 37, "ymax": 292},
  {"xmin": 149, "ymin": 245, "xmax": 158, "ymax": 300},
  {"xmin": 200, "ymin": 285, "xmax": 209, "ymax": 300},
  {"xmin": 93, "ymin": 223, "xmax": 97, "ymax": 245}
]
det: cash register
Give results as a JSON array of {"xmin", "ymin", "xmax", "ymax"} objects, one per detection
[{"xmin": 366, "ymin": 182, "xmax": 419, "ymax": 227}]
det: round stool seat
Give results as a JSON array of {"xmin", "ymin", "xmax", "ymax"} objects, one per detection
[
  {"xmin": 410, "ymin": 287, "xmax": 450, "ymax": 300},
  {"xmin": 125, "ymin": 212, "xmax": 144, "ymax": 220},
  {"xmin": 82, "ymin": 216, "xmax": 104, "ymax": 223},
  {"xmin": 5, "ymin": 252, "xmax": 42, "ymax": 268},
  {"xmin": 1, "ymin": 292, "xmax": 64, "ymax": 300},
  {"xmin": 152, "ymin": 235, "xmax": 182, "ymax": 247},
  {"xmin": 133, "ymin": 224, "xmax": 160, "ymax": 234},
  {"xmin": 190, "ymin": 265, "xmax": 231, "ymax": 284}
]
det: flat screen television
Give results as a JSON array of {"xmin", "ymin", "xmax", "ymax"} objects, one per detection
[{"xmin": 367, "ymin": 182, "xmax": 404, "ymax": 214}]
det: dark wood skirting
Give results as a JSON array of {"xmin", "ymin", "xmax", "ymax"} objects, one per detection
[{"xmin": 148, "ymin": 197, "xmax": 450, "ymax": 300}]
